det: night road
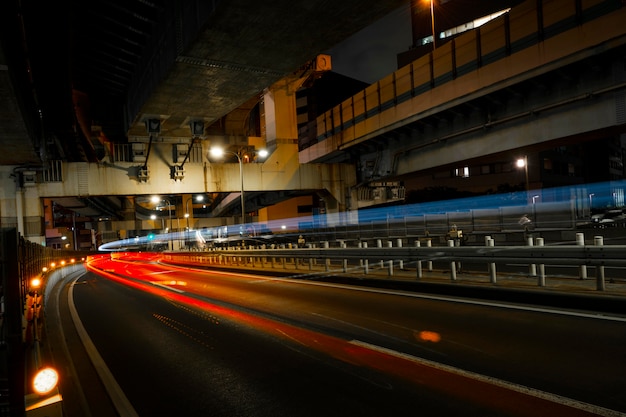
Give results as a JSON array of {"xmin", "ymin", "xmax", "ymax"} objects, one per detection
[{"xmin": 44, "ymin": 254, "xmax": 626, "ymax": 416}]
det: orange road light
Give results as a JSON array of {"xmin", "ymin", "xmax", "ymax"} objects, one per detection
[{"xmin": 32, "ymin": 367, "xmax": 59, "ymax": 395}]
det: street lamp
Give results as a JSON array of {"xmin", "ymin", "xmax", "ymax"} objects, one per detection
[
  {"xmin": 425, "ymin": 0, "xmax": 436, "ymax": 50},
  {"xmin": 150, "ymin": 213, "xmax": 164, "ymax": 230},
  {"xmin": 210, "ymin": 147, "xmax": 246, "ymax": 226},
  {"xmin": 185, "ymin": 195, "xmax": 204, "ymax": 230},
  {"xmin": 516, "ymin": 156, "xmax": 529, "ymax": 202},
  {"xmin": 151, "ymin": 196, "xmax": 172, "ymax": 250}
]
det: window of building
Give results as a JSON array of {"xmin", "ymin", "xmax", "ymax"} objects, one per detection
[
  {"xmin": 454, "ymin": 166, "xmax": 470, "ymax": 178},
  {"xmin": 543, "ymin": 158, "xmax": 553, "ymax": 172}
]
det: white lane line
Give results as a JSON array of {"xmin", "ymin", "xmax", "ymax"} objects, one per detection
[
  {"xmin": 350, "ymin": 340, "xmax": 622, "ymax": 417},
  {"xmin": 151, "ymin": 282, "xmax": 185, "ymax": 293},
  {"xmin": 177, "ymin": 265, "xmax": 626, "ymax": 322},
  {"xmin": 69, "ymin": 281, "xmax": 140, "ymax": 417},
  {"xmin": 263, "ymin": 277, "xmax": 626, "ymax": 322},
  {"xmin": 49, "ymin": 271, "xmax": 93, "ymax": 417}
]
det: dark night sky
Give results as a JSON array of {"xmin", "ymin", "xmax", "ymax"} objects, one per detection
[{"xmin": 325, "ymin": 4, "xmax": 413, "ymax": 84}]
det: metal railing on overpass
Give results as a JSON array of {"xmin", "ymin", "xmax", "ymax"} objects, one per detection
[{"xmin": 162, "ymin": 232, "xmax": 625, "ymax": 292}]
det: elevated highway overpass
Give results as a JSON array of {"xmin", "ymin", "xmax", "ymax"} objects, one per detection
[
  {"xmin": 300, "ymin": 0, "xmax": 626, "ymax": 207},
  {"xmin": 1, "ymin": 0, "xmax": 626, "ymax": 244}
]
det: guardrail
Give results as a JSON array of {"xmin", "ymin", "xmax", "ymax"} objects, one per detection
[{"xmin": 163, "ymin": 234, "xmax": 625, "ymax": 291}]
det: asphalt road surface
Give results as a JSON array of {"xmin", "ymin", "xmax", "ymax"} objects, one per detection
[{"xmin": 46, "ymin": 255, "xmax": 626, "ymax": 416}]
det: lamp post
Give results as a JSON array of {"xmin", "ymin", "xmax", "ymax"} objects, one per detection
[
  {"xmin": 516, "ymin": 156, "xmax": 529, "ymax": 202},
  {"xmin": 210, "ymin": 147, "xmax": 246, "ymax": 228},
  {"xmin": 184, "ymin": 195, "xmax": 204, "ymax": 230},
  {"xmin": 425, "ymin": 0, "xmax": 436, "ymax": 50},
  {"xmin": 184, "ymin": 195, "xmax": 204, "ymax": 248},
  {"xmin": 151, "ymin": 196, "xmax": 172, "ymax": 250},
  {"xmin": 150, "ymin": 214, "xmax": 164, "ymax": 230}
]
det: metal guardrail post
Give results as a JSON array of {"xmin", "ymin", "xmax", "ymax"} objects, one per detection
[
  {"xmin": 324, "ymin": 241, "xmax": 330, "ymax": 271},
  {"xmin": 281, "ymin": 244, "xmax": 287, "ymax": 269},
  {"xmin": 527, "ymin": 237, "xmax": 537, "ymax": 276},
  {"xmin": 377, "ymin": 239, "xmax": 383, "ymax": 269},
  {"xmin": 426, "ymin": 239, "xmax": 433, "ymax": 271},
  {"xmin": 595, "ymin": 236, "xmax": 605, "ymax": 291},
  {"xmin": 397, "ymin": 239, "xmax": 404, "ymax": 270},
  {"xmin": 363, "ymin": 242, "xmax": 369, "ymax": 274},
  {"xmin": 487, "ymin": 237, "xmax": 496, "ymax": 284},
  {"xmin": 485, "ymin": 235, "xmax": 491, "ymax": 274},
  {"xmin": 536, "ymin": 237, "xmax": 546, "ymax": 286},
  {"xmin": 576, "ymin": 233, "xmax": 587, "ymax": 279},
  {"xmin": 358, "ymin": 242, "xmax": 363, "ymax": 268},
  {"xmin": 448, "ymin": 240, "xmax": 457, "ymax": 281},
  {"xmin": 342, "ymin": 242, "xmax": 348, "ymax": 273},
  {"xmin": 387, "ymin": 241, "xmax": 393, "ymax": 276},
  {"xmin": 308, "ymin": 244, "xmax": 313, "ymax": 271},
  {"xmin": 415, "ymin": 240, "xmax": 422, "ymax": 279}
]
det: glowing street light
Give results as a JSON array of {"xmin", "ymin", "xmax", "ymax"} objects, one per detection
[
  {"xmin": 32, "ymin": 367, "xmax": 59, "ymax": 395},
  {"xmin": 152, "ymin": 196, "xmax": 173, "ymax": 250},
  {"xmin": 516, "ymin": 156, "xmax": 530, "ymax": 203},
  {"xmin": 210, "ymin": 147, "xmax": 246, "ymax": 226},
  {"xmin": 185, "ymin": 195, "xmax": 204, "ymax": 230}
]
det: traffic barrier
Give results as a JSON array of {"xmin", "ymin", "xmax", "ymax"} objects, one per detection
[{"xmin": 162, "ymin": 235, "xmax": 626, "ymax": 291}]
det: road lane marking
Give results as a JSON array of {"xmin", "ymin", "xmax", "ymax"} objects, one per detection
[
  {"xmin": 159, "ymin": 262, "xmax": 626, "ymax": 322},
  {"xmin": 350, "ymin": 340, "xmax": 622, "ymax": 417},
  {"xmin": 69, "ymin": 281, "xmax": 140, "ymax": 417},
  {"xmin": 151, "ymin": 282, "xmax": 185, "ymax": 293},
  {"xmin": 265, "ymin": 277, "xmax": 626, "ymax": 322},
  {"xmin": 310, "ymin": 312, "xmax": 443, "ymax": 356}
]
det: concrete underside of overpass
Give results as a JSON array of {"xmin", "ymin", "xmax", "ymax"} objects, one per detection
[{"xmin": 0, "ymin": 0, "xmax": 409, "ymax": 164}]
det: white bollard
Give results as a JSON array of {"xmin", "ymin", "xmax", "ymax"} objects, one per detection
[
  {"xmin": 342, "ymin": 242, "xmax": 348, "ymax": 273},
  {"xmin": 576, "ymin": 233, "xmax": 587, "ymax": 279},
  {"xmin": 594, "ymin": 236, "xmax": 605, "ymax": 291},
  {"xmin": 377, "ymin": 239, "xmax": 384, "ymax": 269}
]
